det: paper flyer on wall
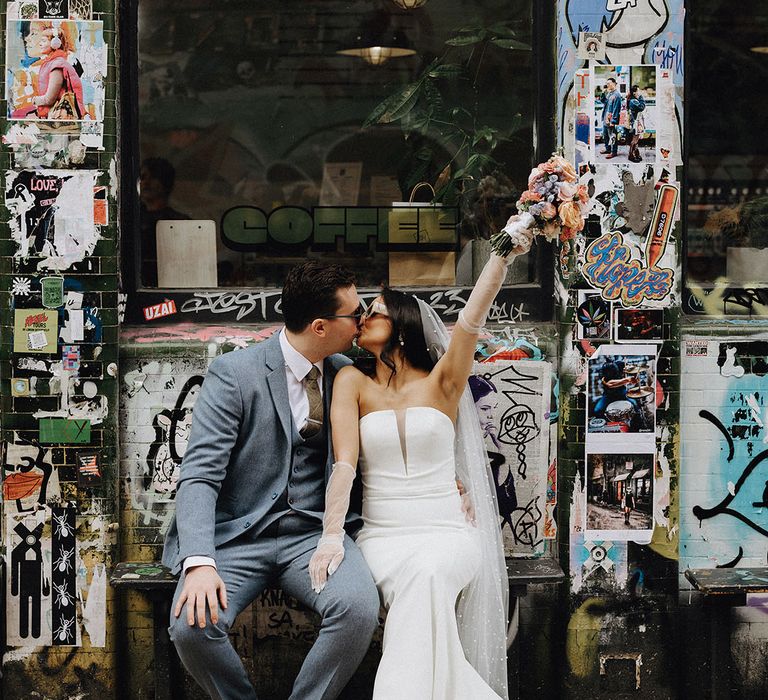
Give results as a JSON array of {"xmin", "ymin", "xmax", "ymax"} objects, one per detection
[
  {"xmin": 590, "ymin": 64, "xmax": 658, "ymax": 166},
  {"xmin": 586, "ymin": 344, "xmax": 657, "ymax": 452},
  {"xmin": 5, "ymin": 169, "xmax": 99, "ymax": 270},
  {"xmin": 5, "ymin": 19, "xmax": 106, "ymax": 122},
  {"xmin": 583, "ymin": 451, "xmax": 655, "ymax": 543}
]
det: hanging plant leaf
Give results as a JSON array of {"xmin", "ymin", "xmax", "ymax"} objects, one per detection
[
  {"xmin": 487, "ymin": 22, "xmax": 519, "ymax": 37},
  {"xmin": 445, "ymin": 33, "xmax": 485, "ymax": 46},
  {"xmin": 364, "ymin": 80, "xmax": 423, "ymax": 126},
  {"xmin": 427, "ymin": 63, "xmax": 464, "ymax": 78},
  {"xmin": 490, "ymin": 37, "xmax": 531, "ymax": 50}
]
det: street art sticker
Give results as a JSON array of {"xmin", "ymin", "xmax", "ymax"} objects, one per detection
[
  {"xmin": 13, "ymin": 307, "xmax": 58, "ymax": 353},
  {"xmin": 1, "ymin": 436, "xmax": 59, "ymax": 513},
  {"xmin": 570, "ymin": 532, "xmax": 628, "ymax": 593},
  {"xmin": 51, "ymin": 505, "xmax": 78, "ymax": 645},
  {"xmin": 470, "ymin": 360, "xmax": 552, "ymax": 557},
  {"xmin": 579, "ymin": 164, "xmax": 678, "ymax": 307},
  {"xmin": 5, "ymin": 19, "xmax": 106, "ymax": 122},
  {"xmin": 681, "ymin": 338, "xmax": 768, "ymax": 572},
  {"xmin": 6, "ymin": 510, "xmax": 52, "ymax": 646},
  {"xmin": 583, "ymin": 231, "xmax": 673, "ymax": 307},
  {"xmin": 5, "ymin": 169, "xmax": 100, "ymax": 270}
]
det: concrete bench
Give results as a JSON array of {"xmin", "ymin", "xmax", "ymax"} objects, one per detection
[
  {"xmin": 112, "ymin": 558, "xmax": 565, "ymax": 700},
  {"xmin": 685, "ymin": 567, "xmax": 768, "ymax": 700}
]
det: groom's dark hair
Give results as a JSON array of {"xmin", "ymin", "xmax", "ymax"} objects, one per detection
[{"xmin": 282, "ymin": 260, "xmax": 356, "ymax": 332}]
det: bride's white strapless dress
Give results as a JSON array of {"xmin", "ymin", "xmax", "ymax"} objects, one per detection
[{"xmin": 355, "ymin": 406, "xmax": 502, "ymax": 700}]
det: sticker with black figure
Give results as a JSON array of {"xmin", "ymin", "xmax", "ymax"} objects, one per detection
[{"xmin": 51, "ymin": 505, "xmax": 78, "ymax": 645}]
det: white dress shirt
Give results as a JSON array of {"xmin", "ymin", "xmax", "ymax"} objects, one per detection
[{"xmin": 183, "ymin": 329, "xmax": 323, "ymax": 573}]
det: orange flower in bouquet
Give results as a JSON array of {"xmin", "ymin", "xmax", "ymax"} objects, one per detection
[{"xmin": 490, "ymin": 151, "xmax": 590, "ymax": 256}]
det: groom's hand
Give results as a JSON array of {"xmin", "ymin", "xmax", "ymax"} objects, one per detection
[
  {"xmin": 174, "ymin": 565, "xmax": 228, "ymax": 628},
  {"xmin": 456, "ymin": 479, "xmax": 477, "ymax": 526}
]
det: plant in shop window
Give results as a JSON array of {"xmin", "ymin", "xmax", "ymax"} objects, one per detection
[
  {"xmin": 363, "ymin": 21, "xmax": 531, "ymax": 239},
  {"xmin": 704, "ymin": 195, "xmax": 768, "ymax": 285}
]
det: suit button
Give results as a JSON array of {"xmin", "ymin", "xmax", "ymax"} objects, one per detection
[
  {"xmin": 271, "ymin": 493, "xmax": 277, "ymax": 500},
  {"xmin": 288, "ymin": 497, "xmax": 294, "ymax": 505},
  {"xmin": 289, "ymin": 481, "xmax": 295, "ymax": 488},
  {"xmin": 244, "ymin": 521, "xmax": 251, "ymax": 528},
  {"xmin": 293, "ymin": 466, "xmax": 298, "ymax": 473}
]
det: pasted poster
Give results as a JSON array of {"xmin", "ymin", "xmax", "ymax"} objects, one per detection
[
  {"xmin": 6, "ymin": 169, "xmax": 99, "ymax": 269},
  {"xmin": 584, "ymin": 452, "xmax": 655, "ymax": 541},
  {"xmin": 6, "ymin": 510, "xmax": 53, "ymax": 646},
  {"xmin": 51, "ymin": 505, "xmax": 78, "ymax": 645},
  {"xmin": 587, "ymin": 345, "xmax": 657, "ymax": 446},
  {"xmin": 470, "ymin": 360, "xmax": 552, "ymax": 557},
  {"xmin": 13, "ymin": 307, "xmax": 58, "ymax": 353},
  {"xmin": 6, "ymin": 19, "xmax": 106, "ymax": 122},
  {"xmin": 591, "ymin": 65, "xmax": 657, "ymax": 165}
]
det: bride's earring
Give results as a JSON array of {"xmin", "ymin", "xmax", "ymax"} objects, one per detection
[{"xmin": 398, "ymin": 333, "xmax": 405, "ymax": 346}]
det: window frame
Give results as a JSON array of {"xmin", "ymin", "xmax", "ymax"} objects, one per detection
[{"xmin": 120, "ymin": 0, "xmax": 557, "ymax": 325}]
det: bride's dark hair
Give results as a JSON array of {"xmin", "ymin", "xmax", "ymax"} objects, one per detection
[{"xmin": 379, "ymin": 288, "xmax": 435, "ymax": 382}]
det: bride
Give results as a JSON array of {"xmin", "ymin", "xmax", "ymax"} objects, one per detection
[{"xmin": 308, "ymin": 229, "xmax": 534, "ymax": 699}]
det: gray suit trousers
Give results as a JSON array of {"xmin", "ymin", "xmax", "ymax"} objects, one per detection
[{"xmin": 168, "ymin": 516, "xmax": 380, "ymax": 700}]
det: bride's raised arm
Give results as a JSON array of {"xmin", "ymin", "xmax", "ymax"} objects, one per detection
[
  {"xmin": 308, "ymin": 365, "xmax": 360, "ymax": 593},
  {"xmin": 432, "ymin": 229, "xmax": 535, "ymax": 401}
]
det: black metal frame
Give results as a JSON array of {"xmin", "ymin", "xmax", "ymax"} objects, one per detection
[{"xmin": 119, "ymin": 0, "xmax": 557, "ymax": 325}]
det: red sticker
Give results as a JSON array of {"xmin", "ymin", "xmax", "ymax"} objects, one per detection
[{"xmin": 143, "ymin": 300, "xmax": 177, "ymax": 321}]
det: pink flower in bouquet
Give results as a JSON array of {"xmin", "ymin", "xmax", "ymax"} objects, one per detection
[
  {"xmin": 557, "ymin": 182, "xmax": 578, "ymax": 202},
  {"xmin": 519, "ymin": 190, "xmax": 542, "ymax": 204},
  {"xmin": 550, "ymin": 155, "xmax": 577, "ymax": 183},
  {"xmin": 540, "ymin": 160, "xmax": 557, "ymax": 174},
  {"xmin": 558, "ymin": 200, "xmax": 585, "ymax": 231},
  {"xmin": 540, "ymin": 202, "xmax": 557, "ymax": 219},
  {"xmin": 527, "ymin": 168, "xmax": 545, "ymax": 187},
  {"xmin": 576, "ymin": 184, "xmax": 589, "ymax": 203}
]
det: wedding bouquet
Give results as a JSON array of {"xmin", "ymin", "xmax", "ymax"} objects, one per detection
[{"xmin": 490, "ymin": 153, "xmax": 590, "ymax": 256}]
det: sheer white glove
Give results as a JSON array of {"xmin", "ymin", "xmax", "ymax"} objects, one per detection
[
  {"xmin": 309, "ymin": 461, "xmax": 356, "ymax": 593},
  {"xmin": 458, "ymin": 221, "xmax": 535, "ymax": 334},
  {"xmin": 456, "ymin": 479, "xmax": 477, "ymax": 527}
]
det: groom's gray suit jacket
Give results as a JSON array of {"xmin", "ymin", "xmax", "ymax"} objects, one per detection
[{"xmin": 162, "ymin": 332, "xmax": 361, "ymax": 575}]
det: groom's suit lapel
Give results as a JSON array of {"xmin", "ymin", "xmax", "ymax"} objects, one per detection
[{"xmin": 264, "ymin": 333, "xmax": 292, "ymax": 443}]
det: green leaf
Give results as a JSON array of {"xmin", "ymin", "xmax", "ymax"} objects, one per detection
[
  {"xmin": 490, "ymin": 37, "xmax": 531, "ymax": 50},
  {"xmin": 427, "ymin": 63, "xmax": 464, "ymax": 78},
  {"xmin": 445, "ymin": 33, "xmax": 484, "ymax": 46},
  {"xmin": 364, "ymin": 81, "xmax": 424, "ymax": 126}
]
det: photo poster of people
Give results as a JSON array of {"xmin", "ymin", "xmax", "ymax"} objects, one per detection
[
  {"xmin": 584, "ymin": 452, "xmax": 655, "ymax": 541},
  {"xmin": 5, "ymin": 19, "xmax": 106, "ymax": 122},
  {"xmin": 583, "ymin": 65, "xmax": 658, "ymax": 167},
  {"xmin": 587, "ymin": 345, "xmax": 657, "ymax": 449},
  {"xmin": 469, "ymin": 360, "xmax": 553, "ymax": 557}
]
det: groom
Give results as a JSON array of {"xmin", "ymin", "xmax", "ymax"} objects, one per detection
[{"xmin": 162, "ymin": 261, "xmax": 380, "ymax": 699}]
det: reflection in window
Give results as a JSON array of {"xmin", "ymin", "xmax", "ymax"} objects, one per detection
[
  {"xmin": 137, "ymin": 0, "xmax": 534, "ymax": 289},
  {"xmin": 687, "ymin": 0, "xmax": 768, "ymax": 289}
]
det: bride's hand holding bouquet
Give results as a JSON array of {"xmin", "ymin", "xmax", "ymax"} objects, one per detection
[{"xmin": 490, "ymin": 153, "xmax": 590, "ymax": 258}]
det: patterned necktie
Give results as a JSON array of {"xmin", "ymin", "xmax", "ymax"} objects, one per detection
[{"xmin": 300, "ymin": 366, "xmax": 323, "ymax": 438}]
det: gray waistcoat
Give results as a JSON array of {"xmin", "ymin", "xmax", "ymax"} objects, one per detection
[{"xmin": 266, "ymin": 416, "xmax": 327, "ymax": 522}]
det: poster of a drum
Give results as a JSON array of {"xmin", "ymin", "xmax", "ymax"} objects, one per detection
[{"xmin": 587, "ymin": 345, "xmax": 657, "ymax": 451}]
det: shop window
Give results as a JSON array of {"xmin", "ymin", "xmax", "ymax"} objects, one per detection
[
  {"xmin": 121, "ymin": 0, "xmax": 555, "ymax": 323},
  {"xmin": 685, "ymin": 0, "xmax": 768, "ymax": 316}
]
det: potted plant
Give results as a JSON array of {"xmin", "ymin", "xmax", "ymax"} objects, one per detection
[{"xmin": 363, "ymin": 20, "xmax": 531, "ymax": 240}]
